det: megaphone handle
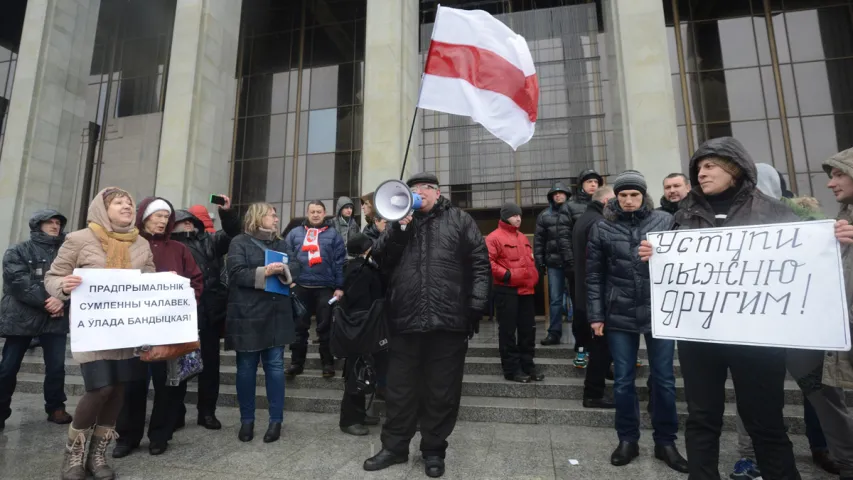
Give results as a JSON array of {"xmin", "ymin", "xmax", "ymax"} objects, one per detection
[{"xmin": 399, "ymin": 209, "xmax": 414, "ymax": 231}]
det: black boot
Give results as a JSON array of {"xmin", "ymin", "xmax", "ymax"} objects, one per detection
[
  {"xmin": 111, "ymin": 441, "xmax": 138, "ymax": 459},
  {"xmin": 322, "ymin": 364, "xmax": 335, "ymax": 378},
  {"xmin": 424, "ymin": 456, "xmax": 445, "ymax": 478},
  {"xmin": 540, "ymin": 334, "xmax": 560, "ymax": 346},
  {"xmin": 582, "ymin": 397, "xmax": 615, "ymax": 409},
  {"xmin": 340, "ymin": 424, "xmax": 369, "ymax": 436},
  {"xmin": 197, "ymin": 414, "xmax": 222, "ymax": 430},
  {"xmin": 263, "ymin": 422, "xmax": 282, "ymax": 443},
  {"xmin": 363, "ymin": 448, "xmax": 408, "ymax": 471},
  {"xmin": 148, "ymin": 441, "xmax": 168, "ymax": 456},
  {"xmin": 285, "ymin": 364, "xmax": 304, "ymax": 377},
  {"xmin": 610, "ymin": 441, "xmax": 639, "ymax": 466},
  {"xmin": 654, "ymin": 444, "xmax": 688, "ymax": 473},
  {"xmin": 504, "ymin": 373, "xmax": 530, "ymax": 383},
  {"xmin": 812, "ymin": 450, "xmax": 841, "ymax": 475},
  {"xmin": 526, "ymin": 367, "xmax": 545, "ymax": 382},
  {"xmin": 238, "ymin": 422, "xmax": 254, "ymax": 442}
]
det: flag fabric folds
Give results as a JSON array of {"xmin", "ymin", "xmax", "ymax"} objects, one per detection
[{"xmin": 418, "ymin": 6, "xmax": 539, "ymax": 150}]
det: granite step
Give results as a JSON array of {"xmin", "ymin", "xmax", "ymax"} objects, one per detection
[
  {"xmin": 16, "ymin": 357, "xmax": 838, "ymax": 406},
  {"xmin": 11, "ymin": 373, "xmax": 808, "ymax": 433}
]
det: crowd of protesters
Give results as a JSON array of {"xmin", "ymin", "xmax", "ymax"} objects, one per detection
[{"xmin": 0, "ymin": 137, "xmax": 851, "ymax": 479}]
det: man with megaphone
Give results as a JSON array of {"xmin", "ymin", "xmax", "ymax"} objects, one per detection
[{"xmin": 363, "ymin": 172, "xmax": 491, "ymax": 478}]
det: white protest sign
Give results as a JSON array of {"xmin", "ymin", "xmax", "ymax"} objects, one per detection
[
  {"xmin": 69, "ymin": 269, "xmax": 198, "ymax": 353},
  {"xmin": 648, "ymin": 220, "xmax": 851, "ymax": 351}
]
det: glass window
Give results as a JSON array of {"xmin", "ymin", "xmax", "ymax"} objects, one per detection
[
  {"xmin": 265, "ymin": 157, "xmax": 285, "ymax": 203},
  {"xmin": 242, "ymin": 114, "xmax": 287, "ymax": 159},
  {"xmin": 243, "ymin": 73, "xmax": 290, "ymax": 117},
  {"xmin": 239, "ymin": 159, "xmax": 269, "ymax": 203},
  {"xmin": 305, "ymin": 153, "xmax": 335, "ymax": 199},
  {"xmin": 306, "ymin": 108, "xmax": 338, "ymax": 154},
  {"xmin": 308, "ymin": 65, "xmax": 339, "ymax": 110},
  {"xmin": 248, "ymin": 33, "xmax": 294, "ymax": 75},
  {"xmin": 793, "ymin": 61, "xmax": 835, "ymax": 116}
]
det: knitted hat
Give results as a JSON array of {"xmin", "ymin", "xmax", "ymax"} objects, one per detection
[
  {"xmin": 405, "ymin": 172, "xmax": 439, "ymax": 188},
  {"xmin": 347, "ymin": 233, "xmax": 373, "ymax": 256},
  {"xmin": 613, "ymin": 170, "xmax": 647, "ymax": 196},
  {"xmin": 500, "ymin": 202, "xmax": 522, "ymax": 223},
  {"xmin": 142, "ymin": 199, "xmax": 172, "ymax": 221}
]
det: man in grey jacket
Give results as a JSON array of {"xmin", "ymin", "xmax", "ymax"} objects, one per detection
[{"xmin": 331, "ymin": 196, "xmax": 360, "ymax": 258}]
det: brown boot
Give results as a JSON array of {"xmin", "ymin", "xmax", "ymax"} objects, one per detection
[
  {"xmin": 48, "ymin": 409, "xmax": 73, "ymax": 425},
  {"xmin": 86, "ymin": 425, "xmax": 118, "ymax": 480},
  {"xmin": 60, "ymin": 425, "xmax": 89, "ymax": 480}
]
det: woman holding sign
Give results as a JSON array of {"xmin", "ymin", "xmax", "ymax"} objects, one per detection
[
  {"xmin": 45, "ymin": 187, "xmax": 155, "ymax": 480},
  {"xmin": 225, "ymin": 203, "xmax": 301, "ymax": 444},
  {"xmin": 639, "ymin": 137, "xmax": 853, "ymax": 480},
  {"xmin": 113, "ymin": 197, "xmax": 203, "ymax": 458}
]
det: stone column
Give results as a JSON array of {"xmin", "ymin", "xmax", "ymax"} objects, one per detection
[
  {"xmin": 0, "ymin": 0, "xmax": 100, "ymax": 252},
  {"xmin": 605, "ymin": 0, "xmax": 680, "ymax": 201},
  {"xmin": 361, "ymin": 0, "xmax": 421, "ymax": 195},
  {"xmin": 154, "ymin": 0, "xmax": 241, "ymax": 209}
]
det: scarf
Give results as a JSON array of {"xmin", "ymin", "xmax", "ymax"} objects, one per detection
[
  {"xmin": 88, "ymin": 222, "xmax": 139, "ymax": 269},
  {"xmin": 302, "ymin": 226, "xmax": 328, "ymax": 266}
]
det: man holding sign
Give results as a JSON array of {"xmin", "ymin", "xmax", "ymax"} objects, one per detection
[{"xmin": 640, "ymin": 137, "xmax": 853, "ymax": 480}]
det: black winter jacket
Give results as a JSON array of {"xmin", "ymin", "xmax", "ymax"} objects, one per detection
[
  {"xmin": 172, "ymin": 207, "xmax": 240, "ymax": 330},
  {"xmin": 567, "ymin": 169, "xmax": 603, "ymax": 222},
  {"xmin": 534, "ymin": 182, "xmax": 574, "ymax": 270},
  {"xmin": 587, "ymin": 198, "xmax": 674, "ymax": 333},
  {"xmin": 658, "ymin": 197, "xmax": 680, "ymax": 215},
  {"xmin": 572, "ymin": 201, "xmax": 605, "ymax": 313},
  {"xmin": 675, "ymin": 137, "xmax": 800, "ymax": 230},
  {"xmin": 372, "ymin": 196, "xmax": 491, "ymax": 334},
  {"xmin": 362, "ymin": 223, "xmax": 381, "ymax": 242},
  {"xmin": 342, "ymin": 257, "xmax": 384, "ymax": 313},
  {"xmin": 331, "ymin": 196, "xmax": 360, "ymax": 252},
  {"xmin": 225, "ymin": 233, "xmax": 303, "ymax": 352},
  {"xmin": 0, "ymin": 210, "xmax": 68, "ymax": 337}
]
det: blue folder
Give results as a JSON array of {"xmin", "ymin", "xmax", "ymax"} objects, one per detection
[{"xmin": 264, "ymin": 250, "xmax": 290, "ymax": 295}]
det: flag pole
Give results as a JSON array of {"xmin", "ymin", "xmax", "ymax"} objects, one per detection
[{"xmin": 399, "ymin": 4, "xmax": 441, "ymax": 181}]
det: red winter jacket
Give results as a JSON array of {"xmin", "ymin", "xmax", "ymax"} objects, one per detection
[
  {"xmin": 137, "ymin": 197, "xmax": 203, "ymax": 302},
  {"xmin": 486, "ymin": 220, "xmax": 539, "ymax": 295}
]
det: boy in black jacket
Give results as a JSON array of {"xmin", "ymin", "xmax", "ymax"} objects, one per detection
[{"xmin": 339, "ymin": 234, "xmax": 386, "ymax": 435}]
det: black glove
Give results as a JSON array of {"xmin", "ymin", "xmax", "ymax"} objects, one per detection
[{"xmin": 468, "ymin": 310, "xmax": 481, "ymax": 339}]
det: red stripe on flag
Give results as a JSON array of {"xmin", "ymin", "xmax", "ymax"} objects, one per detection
[{"xmin": 424, "ymin": 40, "xmax": 539, "ymax": 122}]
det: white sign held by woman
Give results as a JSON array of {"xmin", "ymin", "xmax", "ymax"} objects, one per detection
[
  {"xmin": 648, "ymin": 220, "xmax": 850, "ymax": 350},
  {"xmin": 69, "ymin": 268, "xmax": 198, "ymax": 353}
]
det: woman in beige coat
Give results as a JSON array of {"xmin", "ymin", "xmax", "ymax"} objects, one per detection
[{"xmin": 45, "ymin": 187, "xmax": 155, "ymax": 480}]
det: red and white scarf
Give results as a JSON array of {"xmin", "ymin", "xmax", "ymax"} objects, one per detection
[{"xmin": 302, "ymin": 226, "xmax": 328, "ymax": 266}]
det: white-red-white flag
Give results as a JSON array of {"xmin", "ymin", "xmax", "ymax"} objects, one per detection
[{"xmin": 419, "ymin": 6, "xmax": 539, "ymax": 150}]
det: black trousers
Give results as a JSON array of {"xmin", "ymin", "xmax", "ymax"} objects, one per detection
[
  {"xmin": 196, "ymin": 326, "xmax": 220, "ymax": 415},
  {"xmin": 580, "ymin": 308, "xmax": 612, "ymax": 399},
  {"xmin": 116, "ymin": 362, "xmax": 188, "ymax": 445},
  {"xmin": 381, "ymin": 331, "xmax": 468, "ymax": 458},
  {"xmin": 494, "ymin": 292, "xmax": 535, "ymax": 376},
  {"xmin": 339, "ymin": 352, "xmax": 388, "ymax": 427},
  {"xmin": 290, "ymin": 285, "xmax": 334, "ymax": 366},
  {"xmin": 679, "ymin": 340, "xmax": 800, "ymax": 480}
]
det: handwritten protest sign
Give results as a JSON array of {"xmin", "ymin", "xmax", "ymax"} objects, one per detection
[
  {"xmin": 648, "ymin": 220, "xmax": 850, "ymax": 351},
  {"xmin": 69, "ymin": 269, "xmax": 198, "ymax": 353}
]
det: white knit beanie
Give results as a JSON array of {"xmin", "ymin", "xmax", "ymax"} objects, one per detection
[{"xmin": 142, "ymin": 199, "xmax": 172, "ymax": 221}]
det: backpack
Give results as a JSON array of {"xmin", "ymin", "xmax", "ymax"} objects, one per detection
[{"xmin": 330, "ymin": 299, "xmax": 388, "ymax": 359}]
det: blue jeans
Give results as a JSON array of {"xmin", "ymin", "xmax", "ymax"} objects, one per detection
[
  {"xmin": 608, "ymin": 331, "xmax": 677, "ymax": 445},
  {"xmin": 0, "ymin": 334, "xmax": 67, "ymax": 419},
  {"xmin": 236, "ymin": 347, "xmax": 285, "ymax": 424},
  {"xmin": 547, "ymin": 268, "xmax": 571, "ymax": 337}
]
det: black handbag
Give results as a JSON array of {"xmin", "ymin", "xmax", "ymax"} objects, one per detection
[{"xmin": 331, "ymin": 299, "xmax": 389, "ymax": 359}]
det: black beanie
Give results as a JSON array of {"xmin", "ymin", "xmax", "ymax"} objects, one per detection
[
  {"xmin": 346, "ymin": 233, "xmax": 373, "ymax": 256},
  {"xmin": 613, "ymin": 170, "xmax": 648, "ymax": 196},
  {"xmin": 500, "ymin": 202, "xmax": 522, "ymax": 223}
]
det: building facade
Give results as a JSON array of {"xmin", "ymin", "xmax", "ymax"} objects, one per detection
[{"xmin": 0, "ymin": 0, "xmax": 848, "ymax": 252}]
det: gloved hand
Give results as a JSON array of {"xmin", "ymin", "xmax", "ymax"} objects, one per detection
[{"xmin": 468, "ymin": 310, "xmax": 481, "ymax": 339}]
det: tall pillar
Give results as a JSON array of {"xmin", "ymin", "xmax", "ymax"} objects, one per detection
[
  {"xmin": 605, "ymin": 0, "xmax": 680, "ymax": 201},
  {"xmin": 361, "ymin": 0, "xmax": 420, "ymax": 194},
  {"xmin": 154, "ymin": 0, "xmax": 241, "ymax": 209},
  {"xmin": 0, "ymin": 0, "xmax": 100, "ymax": 252}
]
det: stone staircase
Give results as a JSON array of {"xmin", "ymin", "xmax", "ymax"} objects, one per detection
[{"xmin": 5, "ymin": 320, "xmax": 848, "ymax": 433}]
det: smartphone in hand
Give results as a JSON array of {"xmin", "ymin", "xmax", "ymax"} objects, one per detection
[{"xmin": 210, "ymin": 194, "xmax": 227, "ymax": 206}]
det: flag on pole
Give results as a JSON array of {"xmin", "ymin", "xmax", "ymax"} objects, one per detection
[{"xmin": 418, "ymin": 6, "xmax": 539, "ymax": 150}]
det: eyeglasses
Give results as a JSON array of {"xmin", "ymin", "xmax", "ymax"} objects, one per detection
[{"xmin": 411, "ymin": 184, "xmax": 438, "ymax": 193}]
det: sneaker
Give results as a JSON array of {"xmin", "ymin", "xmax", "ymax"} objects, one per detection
[
  {"xmin": 730, "ymin": 458, "xmax": 761, "ymax": 480},
  {"xmin": 573, "ymin": 352, "xmax": 588, "ymax": 369},
  {"xmin": 636, "ymin": 358, "xmax": 643, "ymax": 368}
]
